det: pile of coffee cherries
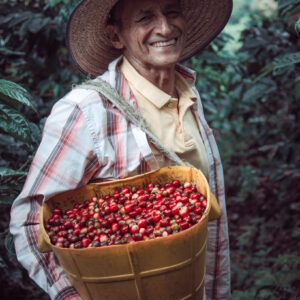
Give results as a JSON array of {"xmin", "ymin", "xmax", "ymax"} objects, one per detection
[{"xmin": 45, "ymin": 180, "xmax": 207, "ymax": 249}]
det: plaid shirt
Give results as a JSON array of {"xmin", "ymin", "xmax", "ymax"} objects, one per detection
[{"xmin": 10, "ymin": 57, "xmax": 230, "ymax": 300}]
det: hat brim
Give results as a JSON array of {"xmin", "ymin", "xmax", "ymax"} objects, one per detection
[{"xmin": 67, "ymin": 0, "xmax": 233, "ymax": 77}]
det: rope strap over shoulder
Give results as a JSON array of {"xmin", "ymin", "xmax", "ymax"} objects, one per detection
[{"xmin": 75, "ymin": 78, "xmax": 189, "ymax": 167}]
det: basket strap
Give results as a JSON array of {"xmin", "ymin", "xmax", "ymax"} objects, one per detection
[{"xmin": 76, "ymin": 79, "xmax": 190, "ymax": 167}]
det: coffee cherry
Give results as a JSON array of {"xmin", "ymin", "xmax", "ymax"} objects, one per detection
[
  {"xmin": 172, "ymin": 180, "xmax": 180, "ymax": 187},
  {"xmin": 81, "ymin": 238, "xmax": 90, "ymax": 248},
  {"xmin": 119, "ymin": 224, "xmax": 128, "ymax": 234},
  {"xmin": 179, "ymin": 207, "xmax": 189, "ymax": 217},
  {"xmin": 160, "ymin": 218, "xmax": 169, "ymax": 227},
  {"xmin": 131, "ymin": 224, "xmax": 139, "ymax": 234},
  {"xmin": 137, "ymin": 219, "xmax": 147, "ymax": 228},
  {"xmin": 100, "ymin": 234, "xmax": 108, "ymax": 244},
  {"xmin": 162, "ymin": 230, "xmax": 168, "ymax": 237},
  {"xmin": 122, "ymin": 187, "xmax": 130, "ymax": 194},
  {"xmin": 179, "ymin": 221, "xmax": 189, "ymax": 230},
  {"xmin": 153, "ymin": 214, "xmax": 161, "ymax": 222},
  {"xmin": 111, "ymin": 223, "xmax": 119, "ymax": 232}
]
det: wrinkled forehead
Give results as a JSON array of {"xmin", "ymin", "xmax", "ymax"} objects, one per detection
[
  {"xmin": 124, "ymin": 0, "xmax": 182, "ymax": 17},
  {"xmin": 128, "ymin": 0, "xmax": 181, "ymax": 9},
  {"xmin": 120, "ymin": 0, "xmax": 181, "ymax": 8},
  {"xmin": 108, "ymin": 0, "xmax": 182, "ymax": 25}
]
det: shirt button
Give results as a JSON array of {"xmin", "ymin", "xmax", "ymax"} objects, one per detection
[{"xmin": 167, "ymin": 102, "xmax": 173, "ymax": 108}]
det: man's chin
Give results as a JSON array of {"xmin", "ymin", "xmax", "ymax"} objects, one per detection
[{"xmin": 148, "ymin": 54, "xmax": 181, "ymax": 68}]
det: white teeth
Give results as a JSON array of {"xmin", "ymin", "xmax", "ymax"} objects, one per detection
[{"xmin": 152, "ymin": 39, "xmax": 176, "ymax": 47}]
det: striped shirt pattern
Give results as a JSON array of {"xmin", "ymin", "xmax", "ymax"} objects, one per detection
[{"xmin": 10, "ymin": 56, "xmax": 230, "ymax": 300}]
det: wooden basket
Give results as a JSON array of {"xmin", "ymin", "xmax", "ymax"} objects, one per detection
[{"xmin": 38, "ymin": 165, "xmax": 221, "ymax": 300}]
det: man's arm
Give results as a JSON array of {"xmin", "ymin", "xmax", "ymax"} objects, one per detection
[{"xmin": 10, "ymin": 97, "xmax": 101, "ymax": 300}]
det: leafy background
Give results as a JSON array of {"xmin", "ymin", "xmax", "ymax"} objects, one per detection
[{"xmin": 0, "ymin": 0, "xmax": 299, "ymax": 299}]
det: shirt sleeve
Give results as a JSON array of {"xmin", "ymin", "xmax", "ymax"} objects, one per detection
[{"xmin": 10, "ymin": 97, "xmax": 101, "ymax": 300}]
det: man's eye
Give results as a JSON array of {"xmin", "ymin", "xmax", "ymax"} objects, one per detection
[{"xmin": 136, "ymin": 15, "xmax": 152, "ymax": 23}]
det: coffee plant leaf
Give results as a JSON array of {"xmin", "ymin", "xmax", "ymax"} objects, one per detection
[
  {"xmin": 3, "ymin": 11, "xmax": 33, "ymax": 28},
  {"xmin": 295, "ymin": 17, "xmax": 300, "ymax": 35},
  {"xmin": 0, "ymin": 104, "xmax": 32, "ymax": 144},
  {"xmin": 0, "ymin": 14, "xmax": 14, "ymax": 26},
  {"xmin": 4, "ymin": 231, "xmax": 15, "ymax": 255},
  {"xmin": 0, "ymin": 47, "xmax": 25, "ymax": 56},
  {"xmin": 0, "ymin": 12, "xmax": 27, "ymax": 28},
  {"xmin": 29, "ymin": 121, "xmax": 42, "ymax": 146},
  {"xmin": 231, "ymin": 290, "xmax": 255, "ymax": 299},
  {"xmin": 242, "ymin": 83, "xmax": 276, "ymax": 102},
  {"xmin": 18, "ymin": 13, "xmax": 50, "ymax": 37},
  {"xmin": 273, "ymin": 52, "xmax": 300, "ymax": 69},
  {"xmin": 278, "ymin": 0, "xmax": 300, "ymax": 16},
  {"xmin": 0, "ymin": 167, "xmax": 27, "ymax": 179},
  {"xmin": 27, "ymin": 15, "xmax": 50, "ymax": 34},
  {"xmin": 0, "ymin": 258, "xmax": 7, "ymax": 269},
  {"xmin": 0, "ymin": 80, "xmax": 37, "ymax": 113}
]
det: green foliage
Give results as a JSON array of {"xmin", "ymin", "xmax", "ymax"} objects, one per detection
[
  {"xmin": 229, "ymin": 0, "xmax": 252, "ymax": 24},
  {"xmin": 273, "ymin": 51, "xmax": 300, "ymax": 69},
  {"xmin": 0, "ymin": 103, "xmax": 32, "ymax": 143},
  {"xmin": 0, "ymin": 0, "xmax": 82, "ymax": 200},
  {"xmin": 295, "ymin": 17, "xmax": 300, "ymax": 34},
  {"xmin": 0, "ymin": 0, "xmax": 82, "ymax": 116},
  {"xmin": 0, "ymin": 79, "xmax": 37, "ymax": 113},
  {"xmin": 0, "ymin": 80, "xmax": 39, "ymax": 198},
  {"xmin": 0, "ymin": 1, "xmax": 80, "ymax": 298},
  {"xmin": 278, "ymin": 0, "xmax": 300, "ymax": 17},
  {"xmin": 0, "ymin": 79, "xmax": 47, "ymax": 299}
]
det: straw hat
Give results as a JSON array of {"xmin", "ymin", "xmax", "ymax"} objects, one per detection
[{"xmin": 67, "ymin": 0, "xmax": 233, "ymax": 77}]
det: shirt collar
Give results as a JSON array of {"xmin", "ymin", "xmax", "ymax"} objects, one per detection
[
  {"xmin": 175, "ymin": 72, "xmax": 197, "ymax": 102},
  {"xmin": 120, "ymin": 56, "xmax": 197, "ymax": 109},
  {"xmin": 175, "ymin": 64, "xmax": 197, "ymax": 85}
]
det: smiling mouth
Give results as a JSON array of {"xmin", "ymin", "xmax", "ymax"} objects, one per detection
[{"xmin": 151, "ymin": 38, "xmax": 177, "ymax": 47}]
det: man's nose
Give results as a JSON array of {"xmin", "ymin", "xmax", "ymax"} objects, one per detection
[{"xmin": 155, "ymin": 15, "xmax": 173, "ymax": 36}]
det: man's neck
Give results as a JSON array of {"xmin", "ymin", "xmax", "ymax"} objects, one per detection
[{"xmin": 125, "ymin": 57, "xmax": 177, "ymax": 98}]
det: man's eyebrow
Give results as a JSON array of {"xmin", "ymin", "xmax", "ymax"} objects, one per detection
[{"xmin": 135, "ymin": 9, "xmax": 153, "ymax": 17}]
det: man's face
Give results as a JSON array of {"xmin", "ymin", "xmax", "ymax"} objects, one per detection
[{"xmin": 110, "ymin": 0, "xmax": 186, "ymax": 70}]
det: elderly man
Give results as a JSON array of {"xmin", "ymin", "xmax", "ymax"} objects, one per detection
[{"xmin": 10, "ymin": 0, "xmax": 232, "ymax": 299}]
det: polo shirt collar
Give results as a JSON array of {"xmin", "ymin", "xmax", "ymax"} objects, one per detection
[{"xmin": 121, "ymin": 57, "xmax": 197, "ymax": 109}]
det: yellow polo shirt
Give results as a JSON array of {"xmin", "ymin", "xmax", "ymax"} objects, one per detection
[{"xmin": 120, "ymin": 57, "xmax": 209, "ymax": 180}]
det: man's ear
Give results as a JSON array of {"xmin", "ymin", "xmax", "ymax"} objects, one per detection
[{"xmin": 106, "ymin": 25, "xmax": 124, "ymax": 50}]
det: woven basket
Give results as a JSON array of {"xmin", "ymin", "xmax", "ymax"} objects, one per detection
[{"xmin": 38, "ymin": 165, "xmax": 221, "ymax": 300}]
